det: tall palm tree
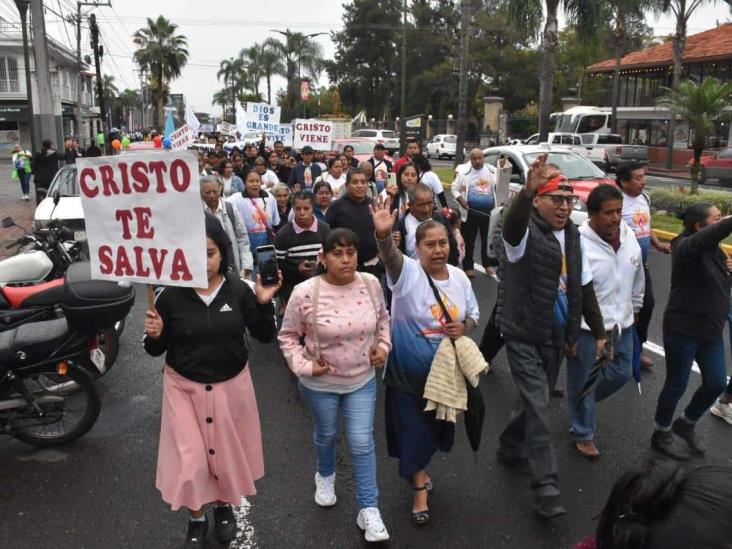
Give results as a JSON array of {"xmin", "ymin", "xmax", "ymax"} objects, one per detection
[
  {"xmin": 217, "ymin": 57, "xmax": 242, "ymax": 122},
  {"xmin": 101, "ymin": 74, "xmax": 118, "ymax": 109},
  {"xmin": 133, "ymin": 16, "xmax": 189, "ymax": 128},
  {"xmin": 240, "ymin": 45, "xmax": 264, "ymax": 99},
  {"xmin": 212, "ymin": 88, "xmax": 232, "ymax": 119},
  {"xmin": 266, "ymin": 30, "xmax": 324, "ymax": 121},
  {"xmin": 606, "ymin": 0, "xmax": 654, "ymax": 133},
  {"xmin": 507, "ymin": 1, "xmax": 597, "ymax": 141},
  {"xmin": 654, "ymin": 0, "xmax": 731, "ymax": 167},
  {"xmin": 260, "ymin": 40, "xmax": 285, "ymax": 105},
  {"xmin": 117, "ymin": 88, "xmax": 141, "ymax": 128},
  {"xmin": 659, "ymin": 77, "xmax": 732, "ymax": 194}
]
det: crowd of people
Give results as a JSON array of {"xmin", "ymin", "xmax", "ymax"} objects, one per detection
[{"xmin": 59, "ymin": 130, "xmax": 732, "ymax": 547}]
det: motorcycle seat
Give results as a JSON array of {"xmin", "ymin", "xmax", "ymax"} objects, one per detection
[
  {"xmin": 1, "ymin": 278, "xmax": 64, "ymax": 310},
  {"xmin": 0, "ymin": 318, "xmax": 71, "ymax": 367}
]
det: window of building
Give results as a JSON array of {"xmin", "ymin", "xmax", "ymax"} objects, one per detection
[{"xmin": 0, "ymin": 56, "xmax": 20, "ymax": 93}]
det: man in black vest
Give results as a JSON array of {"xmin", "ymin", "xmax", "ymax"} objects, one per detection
[{"xmin": 495, "ymin": 154, "xmax": 606, "ymax": 519}]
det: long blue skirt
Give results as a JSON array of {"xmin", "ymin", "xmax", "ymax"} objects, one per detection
[{"xmin": 385, "ymin": 386, "xmax": 455, "ymax": 478}]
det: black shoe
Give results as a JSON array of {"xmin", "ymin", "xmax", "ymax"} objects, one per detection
[
  {"xmin": 533, "ymin": 495, "xmax": 567, "ymax": 519},
  {"xmin": 214, "ymin": 504, "xmax": 237, "ymax": 544},
  {"xmin": 184, "ymin": 518, "xmax": 208, "ymax": 549},
  {"xmin": 672, "ymin": 417, "xmax": 707, "ymax": 455},
  {"xmin": 651, "ymin": 430, "xmax": 691, "ymax": 460},
  {"xmin": 496, "ymin": 447, "xmax": 531, "ymax": 476}
]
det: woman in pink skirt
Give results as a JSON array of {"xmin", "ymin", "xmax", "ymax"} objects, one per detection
[{"xmin": 144, "ymin": 213, "xmax": 281, "ymax": 548}]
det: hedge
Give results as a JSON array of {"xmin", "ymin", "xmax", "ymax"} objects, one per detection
[{"xmin": 649, "ymin": 187, "xmax": 732, "ymax": 216}]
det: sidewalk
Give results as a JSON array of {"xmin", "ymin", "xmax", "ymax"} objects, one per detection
[{"xmin": 0, "ymin": 173, "xmax": 36, "ymax": 259}]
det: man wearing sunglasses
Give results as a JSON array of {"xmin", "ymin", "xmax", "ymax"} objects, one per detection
[{"xmin": 495, "ymin": 154, "xmax": 607, "ymax": 519}]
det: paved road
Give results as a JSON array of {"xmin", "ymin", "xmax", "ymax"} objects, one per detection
[{"xmin": 3, "ymin": 245, "xmax": 732, "ymax": 549}]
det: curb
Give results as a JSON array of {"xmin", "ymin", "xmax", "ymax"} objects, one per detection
[
  {"xmin": 653, "ymin": 228, "xmax": 732, "ymax": 254},
  {"xmin": 645, "ymin": 170, "xmax": 690, "ymax": 181}
]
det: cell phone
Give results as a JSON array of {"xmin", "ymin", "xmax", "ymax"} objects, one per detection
[
  {"xmin": 387, "ymin": 172, "xmax": 397, "ymax": 188},
  {"xmin": 256, "ymin": 245, "xmax": 279, "ymax": 286}
]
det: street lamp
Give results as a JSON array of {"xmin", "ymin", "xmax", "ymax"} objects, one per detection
[{"xmin": 14, "ymin": 0, "xmax": 36, "ymax": 153}]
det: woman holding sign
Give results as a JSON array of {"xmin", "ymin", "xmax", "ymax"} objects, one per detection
[
  {"xmin": 143, "ymin": 213, "xmax": 281, "ymax": 547},
  {"xmin": 226, "ymin": 170, "xmax": 280, "ymax": 258}
]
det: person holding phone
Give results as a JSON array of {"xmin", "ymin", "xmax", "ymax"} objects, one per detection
[
  {"xmin": 278, "ymin": 228, "xmax": 392, "ymax": 543},
  {"xmin": 143, "ymin": 213, "xmax": 281, "ymax": 548},
  {"xmin": 274, "ymin": 191, "xmax": 330, "ymax": 305}
]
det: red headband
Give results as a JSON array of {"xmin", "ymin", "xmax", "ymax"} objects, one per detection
[{"xmin": 537, "ymin": 174, "xmax": 571, "ymax": 196}]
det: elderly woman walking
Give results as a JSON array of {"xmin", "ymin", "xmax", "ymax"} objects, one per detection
[
  {"xmin": 371, "ymin": 196, "xmax": 479, "ymax": 526},
  {"xmin": 278, "ymin": 228, "xmax": 392, "ymax": 542}
]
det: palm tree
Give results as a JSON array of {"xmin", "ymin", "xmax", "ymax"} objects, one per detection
[
  {"xmin": 654, "ymin": 0, "xmax": 730, "ymax": 167},
  {"xmin": 212, "ymin": 88, "xmax": 232, "ymax": 120},
  {"xmin": 658, "ymin": 77, "xmax": 732, "ymax": 194},
  {"xmin": 117, "ymin": 88, "xmax": 141, "ymax": 128},
  {"xmin": 133, "ymin": 16, "xmax": 189, "ymax": 128},
  {"xmin": 606, "ymin": 1, "xmax": 654, "ymax": 133},
  {"xmin": 101, "ymin": 74, "xmax": 118, "ymax": 109},
  {"xmin": 266, "ymin": 30, "xmax": 324, "ymax": 121},
  {"xmin": 217, "ymin": 57, "xmax": 242, "ymax": 122},
  {"xmin": 507, "ymin": 1, "xmax": 597, "ymax": 141},
  {"xmin": 259, "ymin": 41, "xmax": 285, "ymax": 105},
  {"xmin": 240, "ymin": 45, "xmax": 263, "ymax": 99}
]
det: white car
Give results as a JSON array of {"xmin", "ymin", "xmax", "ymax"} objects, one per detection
[
  {"xmin": 33, "ymin": 165, "xmax": 86, "ymax": 241},
  {"xmin": 350, "ymin": 128, "xmax": 400, "ymax": 153},
  {"xmin": 426, "ymin": 134, "xmax": 457, "ymax": 159}
]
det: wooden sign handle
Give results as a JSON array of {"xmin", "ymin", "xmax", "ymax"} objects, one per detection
[{"xmin": 146, "ymin": 284, "xmax": 156, "ymax": 313}]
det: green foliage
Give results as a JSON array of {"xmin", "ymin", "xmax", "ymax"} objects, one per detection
[{"xmin": 650, "ymin": 187, "xmax": 732, "ymax": 216}]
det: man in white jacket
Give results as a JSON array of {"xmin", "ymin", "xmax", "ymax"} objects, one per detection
[{"xmin": 567, "ymin": 184, "xmax": 645, "ymax": 459}]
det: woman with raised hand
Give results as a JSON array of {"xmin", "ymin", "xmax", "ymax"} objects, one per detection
[
  {"xmin": 278, "ymin": 228, "xmax": 392, "ymax": 543},
  {"xmin": 144, "ymin": 213, "xmax": 280, "ymax": 548},
  {"xmin": 371, "ymin": 196, "xmax": 479, "ymax": 526}
]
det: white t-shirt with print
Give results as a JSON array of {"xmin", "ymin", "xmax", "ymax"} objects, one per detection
[
  {"xmin": 419, "ymin": 170, "xmax": 444, "ymax": 197},
  {"xmin": 404, "ymin": 213, "xmax": 420, "ymax": 259}
]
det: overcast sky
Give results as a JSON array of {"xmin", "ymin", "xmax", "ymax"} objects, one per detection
[{"xmin": 26, "ymin": 0, "xmax": 732, "ymax": 116}]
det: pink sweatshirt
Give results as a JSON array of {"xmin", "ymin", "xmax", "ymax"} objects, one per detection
[{"xmin": 278, "ymin": 273, "xmax": 391, "ymax": 385}]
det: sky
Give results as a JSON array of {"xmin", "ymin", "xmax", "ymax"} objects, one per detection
[{"xmin": 2, "ymin": 0, "xmax": 730, "ymax": 116}]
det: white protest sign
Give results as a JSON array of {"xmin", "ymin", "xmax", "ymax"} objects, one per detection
[
  {"xmin": 170, "ymin": 124, "xmax": 194, "ymax": 150},
  {"xmin": 293, "ymin": 119, "xmax": 333, "ymax": 151},
  {"xmin": 217, "ymin": 121, "xmax": 236, "ymax": 136},
  {"xmin": 243, "ymin": 102, "xmax": 281, "ymax": 132},
  {"xmin": 77, "ymin": 151, "xmax": 207, "ymax": 287},
  {"xmin": 265, "ymin": 124, "xmax": 294, "ymax": 148}
]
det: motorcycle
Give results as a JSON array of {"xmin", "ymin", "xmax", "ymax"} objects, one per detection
[{"xmin": 0, "ymin": 262, "xmax": 135, "ymax": 446}]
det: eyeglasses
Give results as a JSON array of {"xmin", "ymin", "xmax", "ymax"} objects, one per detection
[{"xmin": 543, "ymin": 194, "xmax": 579, "ymax": 206}]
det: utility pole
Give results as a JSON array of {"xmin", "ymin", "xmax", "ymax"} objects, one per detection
[
  {"xmin": 30, "ymin": 0, "xmax": 62, "ymax": 150},
  {"xmin": 13, "ymin": 0, "xmax": 35, "ymax": 154},
  {"xmin": 455, "ymin": 0, "xmax": 470, "ymax": 166},
  {"xmin": 399, "ymin": 0, "xmax": 407, "ymax": 157},
  {"xmin": 75, "ymin": 2, "xmax": 111, "ymax": 145},
  {"xmin": 89, "ymin": 13, "xmax": 108, "ymax": 154}
]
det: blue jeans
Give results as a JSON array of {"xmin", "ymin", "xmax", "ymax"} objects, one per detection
[
  {"xmin": 298, "ymin": 376, "xmax": 378, "ymax": 509},
  {"xmin": 18, "ymin": 172, "xmax": 30, "ymax": 195},
  {"xmin": 567, "ymin": 328, "xmax": 632, "ymax": 441},
  {"xmin": 725, "ymin": 303, "xmax": 732, "ymax": 396},
  {"xmin": 655, "ymin": 331, "xmax": 727, "ymax": 428}
]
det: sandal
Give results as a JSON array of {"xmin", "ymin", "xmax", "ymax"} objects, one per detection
[
  {"xmin": 424, "ymin": 478, "xmax": 434, "ymax": 494},
  {"xmin": 412, "ymin": 485, "xmax": 430, "ymax": 526}
]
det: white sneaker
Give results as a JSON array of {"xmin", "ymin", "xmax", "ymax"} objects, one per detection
[
  {"xmin": 22, "ymin": 194, "xmax": 29, "ymax": 201},
  {"xmin": 314, "ymin": 472, "xmax": 336, "ymax": 507},
  {"xmin": 710, "ymin": 400, "xmax": 732, "ymax": 425},
  {"xmin": 357, "ymin": 507, "xmax": 390, "ymax": 542}
]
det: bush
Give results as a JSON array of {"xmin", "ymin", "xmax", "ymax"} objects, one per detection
[{"xmin": 649, "ymin": 187, "xmax": 732, "ymax": 216}]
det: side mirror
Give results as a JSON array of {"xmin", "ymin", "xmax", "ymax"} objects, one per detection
[{"xmin": 2, "ymin": 216, "xmax": 14, "ymax": 228}]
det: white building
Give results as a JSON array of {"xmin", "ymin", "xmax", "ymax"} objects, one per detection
[{"xmin": 0, "ymin": 22, "xmax": 100, "ymax": 154}]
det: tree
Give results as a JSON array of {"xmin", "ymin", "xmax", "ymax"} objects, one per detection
[
  {"xmin": 659, "ymin": 77, "xmax": 732, "ymax": 193},
  {"xmin": 217, "ymin": 57, "xmax": 242, "ymax": 122},
  {"xmin": 506, "ymin": 0, "xmax": 598, "ymax": 141},
  {"xmin": 240, "ymin": 45, "xmax": 263, "ymax": 98},
  {"xmin": 259, "ymin": 41, "xmax": 285, "ymax": 105},
  {"xmin": 117, "ymin": 88, "xmax": 141, "ymax": 128},
  {"xmin": 656, "ymin": 0, "xmax": 731, "ymax": 167},
  {"xmin": 101, "ymin": 75, "xmax": 118, "ymax": 110},
  {"xmin": 266, "ymin": 30, "xmax": 324, "ymax": 121},
  {"xmin": 212, "ymin": 88, "xmax": 232, "ymax": 120},
  {"xmin": 133, "ymin": 16, "xmax": 189, "ymax": 128}
]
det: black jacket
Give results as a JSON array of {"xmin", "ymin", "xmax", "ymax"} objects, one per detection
[
  {"xmin": 664, "ymin": 217, "xmax": 732, "ymax": 342},
  {"xmin": 325, "ymin": 195, "xmax": 377, "ymax": 264},
  {"xmin": 31, "ymin": 149, "xmax": 59, "ymax": 186},
  {"xmin": 143, "ymin": 275, "xmax": 276, "ymax": 383},
  {"xmin": 396, "ymin": 211, "xmax": 459, "ymax": 266}
]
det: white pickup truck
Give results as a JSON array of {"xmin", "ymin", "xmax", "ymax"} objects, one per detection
[
  {"xmin": 578, "ymin": 133, "xmax": 648, "ymax": 171},
  {"xmin": 525, "ymin": 132, "xmax": 607, "ymax": 169}
]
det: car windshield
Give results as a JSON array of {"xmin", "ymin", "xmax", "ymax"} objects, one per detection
[
  {"xmin": 48, "ymin": 167, "xmax": 79, "ymax": 197},
  {"xmin": 444, "ymin": 136, "xmax": 457, "ymax": 144},
  {"xmin": 523, "ymin": 151, "xmax": 606, "ymax": 179},
  {"xmin": 381, "ymin": 131, "xmax": 397, "ymax": 138},
  {"xmin": 341, "ymin": 142, "xmax": 373, "ymax": 154}
]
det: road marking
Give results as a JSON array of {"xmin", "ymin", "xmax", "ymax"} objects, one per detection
[
  {"xmin": 644, "ymin": 341, "xmax": 730, "ymax": 383},
  {"xmin": 231, "ymin": 497, "xmax": 256, "ymax": 548}
]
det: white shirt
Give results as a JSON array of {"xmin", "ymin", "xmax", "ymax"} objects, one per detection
[
  {"xmin": 260, "ymin": 169, "xmax": 279, "ymax": 189},
  {"xmin": 317, "ymin": 172, "xmax": 347, "ymax": 197},
  {"xmin": 226, "ymin": 191, "xmax": 280, "ymax": 235},
  {"xmin": 404, "ymin": 213, "xmax": 421, "ymax": 259},
  {"xmin": 419, "ymin": 170, "xmax": 444, "ymax": 198}
]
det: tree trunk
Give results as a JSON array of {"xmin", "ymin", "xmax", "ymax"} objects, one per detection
[
  {"xmin": 266, "ymin": 74, "xmax": 272, "ymax": 105},
  {"xmin": 666, "ymin": 0, "xmax": 687, "ymax": 169},
  {"xmin": 538, "ymin": 2, "xmax": 559, "ymax": 142},
  {"xmin": 690, "ymin": 132, "xmax": 705, "ymax": 194},
  {"xmin": 610, "ymin": 13, "xmax": 625, "ymax": 134}
]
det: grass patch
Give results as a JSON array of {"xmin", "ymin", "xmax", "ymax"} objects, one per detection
[
  {"xmin": 434, "ymin": 166, "xmax": 455, "ymax": 185},
  {"xmin": 652, "ymin": 212, "xmax": 732, "ymax": 244}
]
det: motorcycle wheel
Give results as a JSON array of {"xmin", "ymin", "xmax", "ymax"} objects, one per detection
[{"xmin": 8, "ymin": 364, "xmax": 101, "ymax": 447}]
